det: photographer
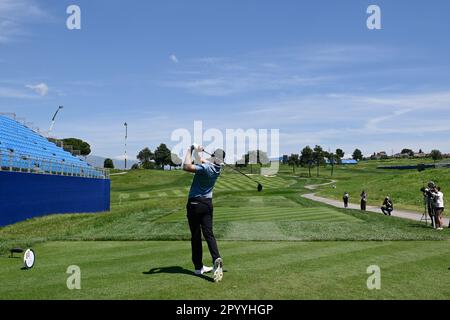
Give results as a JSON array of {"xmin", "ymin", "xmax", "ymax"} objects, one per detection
[
  {"xmin": 432, "ymin": 186, "xmax": 445, "ymax": 230},
  {"xmin": 360, "ymin": 190, "xmax": 367, "ymax": 211},
  {"xmin": 421, "ymin": 182, "xmax": 437, "ymax": 228},
  {"xmin": 343, "ymin": 192, "xmax": 349, "ymax": 208},
  {"xmin": 381, "ymin": 196, "xmax": 393, "ymax": 216}
]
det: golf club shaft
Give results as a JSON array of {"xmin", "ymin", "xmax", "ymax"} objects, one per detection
[{"xmin": 201, "ymin": 150, "xmax": 261, "ymax": 185}]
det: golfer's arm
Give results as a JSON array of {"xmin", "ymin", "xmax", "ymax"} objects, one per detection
[{"xmin": 183, "ymin": 148, "xmax": 197, "ymax": 173}]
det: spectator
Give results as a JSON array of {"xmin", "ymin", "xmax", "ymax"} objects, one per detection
[
  {"xmin": 432, "ymin": 187, "xmax": 445, "ymax": 230},
  {"xmin": 381, "ymin": 196, "xmax": 393, "ymax": 216},
  {"xmin": 360, "ymin": 190, "xmax": 367, "ymax": 211},
  {"xmin": 343, "ymin": 192, "xmax": 349, "ymax": 208}
]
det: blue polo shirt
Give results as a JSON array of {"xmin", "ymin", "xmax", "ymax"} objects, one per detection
[{"xmin": 188, "ymin": 162, "xmax": 222, "ymax": 199}]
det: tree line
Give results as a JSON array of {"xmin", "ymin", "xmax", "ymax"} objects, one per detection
[
  {"xmin": 134, "ymin": 144, "xmax": 182, "ymax": 170},
  {"xmin": 285, "ymin": 146, "xmax": 364, "ymax": 177},
  {"xmin": 104, "ymin": 144, "xmax": 182, "ymax": 170},
  {"xmin": 101, "ymin": 142, "xmax": 446, "ymax": 172},
  {"xmin": 284, "ymin": 145, "xmax": 350, "ymax": 177}
]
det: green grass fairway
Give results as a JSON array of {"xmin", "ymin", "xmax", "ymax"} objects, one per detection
[
  {"xmin": 1, "ymin": 165, "xmax": 450, "ymax": 299},
  {"xmin": 158, "ymin": 206, "xmax": 362, "ymax": 223},
  {"xmin": 1, "ymin": 241, "xmax": 449, "ymax": 300},
  {"xmin": 215, "ymin": 174, "xmax": 296, "ymax": 192},
  {"xmin": 111, "ymin": 170, "xmax": 296, "ymax": 201}
]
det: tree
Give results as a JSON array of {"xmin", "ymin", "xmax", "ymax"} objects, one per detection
[
  {"xmin": 61, "ymin": 138, "xmax": 91, "ymax": 156},
  {"xmin": 419, "ymin": 149, "xmax": 423, "ymax": 154},
  {"xmin": 103, "ymin": 158, "xmax": 114, "ymax": 169},
  {"xmin": 137, "ymin": 147, "xmax": 154, "ymax": 169},
  {"xmin": 131, "ymin": 163, "xmax": 140, "ymax": 170},
  {"xmin": 313, "ymin": 145, "xmax": 325, "ymax": 177},
  {"xmin": 401, "ymin": 148, "xmax": 414, "ymax": 157},
  {"xmin": 256, "ymin": 150, "xmax": 270, "ymax": 166},
  {"xmin": 326, "ymin": 153, "xmax": 337, "ymax": 176},
  {"xmin": 430, "ymin": 149, "xmax": 443, "ymax": 164},
  {"xmin": 335, "ymin": 149, "xmax": 345, "ymax": 164},
  {"xmin": 352, "ymin": 148, "xmax": 363, "ymax": 161},
  {"xmin": 299, "ymin": 146, "xmax": 313, "ymax": 176},
  {"xmin": 300, "ymin": 146, "xmax": 313, "ymax": 167},
  {"xmin": 288, "ymin": 154, "xmax": 300, "ymax": 173},
  {"xmin": 239, "ymin": 150, "xmax": 270, "ymax": 174},
  {"xmin": 154, "ymin": 143, "xmax": 172, "ymax": 169},
  {"xmin": 300, "ymin": 146, "xmax": 314, "ymax": 177},
  {"xmin": 169, "ymin": 153, "xmax": 182, "ymax": 169},
  {"xmin": 242, "ymin": 150, "xmax": 270, "ymax": 166}
]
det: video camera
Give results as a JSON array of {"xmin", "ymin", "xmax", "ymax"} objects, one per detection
[{"xmin": 420, "ymin": 181, "xmax": 437, "ymax": 199}]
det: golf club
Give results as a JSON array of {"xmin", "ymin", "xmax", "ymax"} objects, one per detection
[{"xmin": 201, "ymin": 149, "xmax": 263, "ymax": 192}]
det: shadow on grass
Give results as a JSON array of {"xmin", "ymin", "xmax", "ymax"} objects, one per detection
[
  {"xmin": 143, "ymin": 266, "xmax": 215, "ymax": 282},
  {"xmin": 408, "ymin": 223, "xmax": 435, "ymax": 230}
]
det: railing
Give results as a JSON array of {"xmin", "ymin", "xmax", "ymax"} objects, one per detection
[{"xmin": 0, "ymin": 149, "xmax": 109, "ymax": 179}]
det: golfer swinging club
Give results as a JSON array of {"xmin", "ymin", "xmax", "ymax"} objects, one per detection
[{"xmin": 183, "ymin": 144, "xmax": 224, "ymax": 282}]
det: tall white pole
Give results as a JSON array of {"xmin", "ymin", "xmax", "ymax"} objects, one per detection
[{"xmin": 124, "ymin": 122, "xmax": 128, "ymax": 170}]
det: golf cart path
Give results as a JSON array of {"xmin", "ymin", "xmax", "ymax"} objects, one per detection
[{"xmin": 301, "ymin": 180, "xmax": 450, "ymax": 226}]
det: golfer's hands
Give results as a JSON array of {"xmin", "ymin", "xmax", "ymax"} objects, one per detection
[{"xmin": 190, "ymin": 143, "xmax": 204, "ymax": 153}]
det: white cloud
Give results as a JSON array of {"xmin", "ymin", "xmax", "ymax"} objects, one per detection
[
  {"xmin": 162, "ymin": 45, "xmax": 398, "ymax": 96},
  {"xmin": 170, "ymin": 54, "xmax": 179, "ymax": 64},
  {"xmin": 0, "ymin": 0, "xmax": 46, "ymax": 43},
  {"xmin": 0, "ymin": 86, "xmax": 35, "ymax": 99},
  {"xmin": 26, "ymin": 83, "xmax": 49, "ymax": 96},
  {"xmin": 209, "ymin": 89, "xmax": 450, "ymax": 155},
  {"xmin": 41, "ymin": 89, "xmax": 450, "ymax": 159}
]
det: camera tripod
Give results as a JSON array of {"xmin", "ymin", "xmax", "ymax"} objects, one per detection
[{"xmin": 421, "ymin": 196, "xmax": 436, "ymax": 228}]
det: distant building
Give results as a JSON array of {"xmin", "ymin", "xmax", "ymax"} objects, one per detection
[
  {"xmin": 414, "ymin": 152, "xmax": 426, "ymax": 158},
  {"xmin": 371, "ymin": 151, "xmax": 388, "ymax": 160}
]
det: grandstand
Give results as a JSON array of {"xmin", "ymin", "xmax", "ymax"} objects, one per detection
[
  {"xmin": 0, "ymin": 114, "xmax": 110, "ymax": 226},
  {"xmin": 0, "ymin": 114, "xmax": 107, "ymax": 178}
]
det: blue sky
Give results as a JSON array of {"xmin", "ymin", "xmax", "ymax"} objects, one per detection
[{"xmin": 1, "ymin": 0, "xmax": 450, "ymax": 159}]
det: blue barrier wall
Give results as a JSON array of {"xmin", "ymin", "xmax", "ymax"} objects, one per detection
[{"xmin": 0, "ymin": 171, "xmax": 110, "ymax": 226}]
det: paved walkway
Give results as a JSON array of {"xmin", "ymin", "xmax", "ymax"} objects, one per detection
[
  {"xmin": 110, "ymin": 171, "xmax": 128, "ymax": 176},
  {"xmin": 302, "ymin": 180, "xmax": 450, "ymax": 226}
]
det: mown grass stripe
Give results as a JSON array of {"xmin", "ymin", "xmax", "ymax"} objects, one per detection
[
  {"xmin": 215, "ymin": 216, "xmax": 348, "ymax": 223},
  {"xmin": 214, "ymin": 211, "xmax": 351, "ymax": 220},
  {"xmin": 160, "ymin": 209, "xmax": 333, "ymax": 222},
  {"xmin": 159, "ymin": 210, "xmax": 356, "ymax": 223},
  {"xmin": 213, "ymin": 214, "xmax": 355, "ymax": 223},
  {"xmin": 157, "ymin": 206, "xmax": 357, "ymax": 223},
  {"xmin": 213, "ymin": 210, "xmax": 338, "ymax": 219},
  {"xmin": 171, "ymin": 190, "xmax": 185, "ymax": 197}
]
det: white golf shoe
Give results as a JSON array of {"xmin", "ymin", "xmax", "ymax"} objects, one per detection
[
  {"xmin": 194, "ymin": 266, "xmax": 213, "ymax": 275},
  {"xmin": 213, "ymin": 258, "xmax": 223, "ymax": 283}
]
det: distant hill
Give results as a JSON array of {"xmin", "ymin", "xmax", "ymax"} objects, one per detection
[{"xmin": 85, "ymin": 155, "xmax": 138, "ymax": 170}]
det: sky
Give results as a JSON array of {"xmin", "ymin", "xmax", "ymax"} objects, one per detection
[{"xmin": 1, "ymin": 0, "xmax": 450, "ymax": 160}]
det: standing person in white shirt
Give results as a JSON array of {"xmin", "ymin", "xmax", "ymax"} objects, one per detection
[{"xmin": 432, "ymin": 186, "xmax": 445, "ymax": 230}]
